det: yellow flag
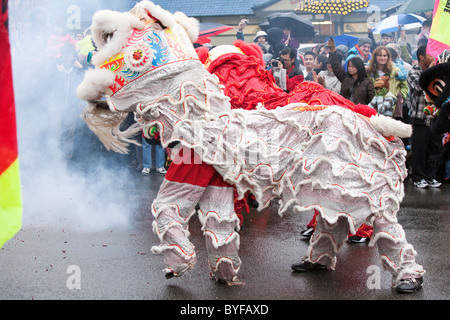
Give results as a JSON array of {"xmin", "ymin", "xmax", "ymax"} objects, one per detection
[{"xmin": 428, "ymin": 0, "xmax": 450, "ymax": 57}]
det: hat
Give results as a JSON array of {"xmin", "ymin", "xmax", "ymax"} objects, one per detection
[
  {"xmin": 336, "ymin": 44, "xmax": 349, "ymax": 57},
  {"xmin": 386, "ymin": 43, "xmax": 401, "ymax": 58},
  {"xmin": 253, "ymin": 30, "xmax": 267, "ymax": 42},
  {"xmin": 357, "ymin": 37, "xmax": 372, "ymax": 47},
  {"xmin": 381, "ymin": 32, "xmax": 394, "ymax": 38}
]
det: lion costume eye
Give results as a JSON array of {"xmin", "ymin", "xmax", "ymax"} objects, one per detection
[
  {"xmin": 102, "ymin": 32, "xmax": 115, "ymax": 44},
  {"xmin": 428, "ymin": 79, "xmax": 445, "ymax": 96}
]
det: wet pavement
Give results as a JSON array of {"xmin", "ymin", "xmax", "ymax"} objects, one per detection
[{"xmin": 1, "ymin": 169, "xmax": 449, "ymax": 303}]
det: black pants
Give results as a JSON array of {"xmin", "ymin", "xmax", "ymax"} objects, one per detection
[{"xmin": 410, "ymin": 123, "xmax": 442, "ymax": 181}]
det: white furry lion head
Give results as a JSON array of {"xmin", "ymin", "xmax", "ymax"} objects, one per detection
[
  {"xmin": 77, "ymin": 1, "xmax": 199, "ymax": 107},
  {"xmin": 75, "ymin": 1, "xmax": 200, "ymax": 153}
]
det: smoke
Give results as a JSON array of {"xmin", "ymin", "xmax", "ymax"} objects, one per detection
[{"xmin": 9, "ymin": 0, "xmax": 141, "ymax": 232}]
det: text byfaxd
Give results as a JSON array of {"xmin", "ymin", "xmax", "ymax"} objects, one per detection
[{"xmin": 180, "ymin": 304, "xmax": 269, "ymax": 317}]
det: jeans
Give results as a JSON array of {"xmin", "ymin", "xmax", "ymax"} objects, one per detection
[{"xmin": 142, "ymin": 137, "xmax": 165, "ymax": 169}]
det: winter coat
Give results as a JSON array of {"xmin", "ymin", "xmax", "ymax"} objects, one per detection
[
  {"xmin": 367, "ymin": 66, "xmax": 409, "ymax": 101},
  {"xmin": 329, "ymin": 51, "xmax": 375, "ymax": 105},
  {"xmin": 266, "ymin": 27, "xmax": 285, "ymax": 59},
  {"xmin": 318, "ymin": 70, "xmax": 341, "ymax": 94},
  {"xmin": 367, "ymin": 66, "xmax": 409, "ymax": 118}
]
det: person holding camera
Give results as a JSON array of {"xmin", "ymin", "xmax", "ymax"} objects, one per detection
[
  {"xmin": 236, "ymin": 19, "xmax": 249, "ymax": 41},
  {"xmin": 270, "ymin": 46, "xmax": 304, "ymax": 92}
]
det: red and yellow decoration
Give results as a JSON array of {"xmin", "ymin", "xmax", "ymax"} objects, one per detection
[
  {"xmin": 0, "ymin": 3, "xmax": 22, "ymax": 247},
  {"xmin": 291, "ymin": 105, "xmax": 329, "ymax": 112}
]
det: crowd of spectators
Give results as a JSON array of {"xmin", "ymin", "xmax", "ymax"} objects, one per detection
[
  {"xmin": 235, "ymin": 16, "xmax": 449, "ymax": 188},
  {"xmin": 9, "ymin": 7, "xmax": 449, "ymax": 187},
  {"xmin": 232, "ymin": 14, "xmax": 447, "ymax": 244}
]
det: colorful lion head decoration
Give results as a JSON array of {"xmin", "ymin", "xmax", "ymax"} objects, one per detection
[
  {"xmin": 76, "ymin": 1, "xmax": 203, "ymax": 153},
  {"xmin": 420, "ymin": 49, "xmax": 450, "ymax": 135},
  {"xmin": 77, "ymin": 1, "xmax": 200, "ymax": 111}
]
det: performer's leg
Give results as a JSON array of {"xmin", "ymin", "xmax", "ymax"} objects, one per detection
[
  {"xmin": 233, "ymin": 188, "xmax": 247, "ymax": 227},
  {"xmin": 308, "ymin": 215, "xmax": 350, "ymax": 268},
  {"xmin": 293, "ymin": 214, "xmax": 350, "ymax": 271},
  {"xmin": 370, "ymin": 216, "xmax": 425, "ymax": 291},
  {"xmin": 306, "ymin": 210, "xmax": 319, "ymax": 229},
  {"xmin": 348, "ymin": 223, "xmax": 373, "ymax": 243},
  {"xmin": 300, "ymin": 209, "xmax": 319, "ymax": 238},
  {"xmin": 151, "ymin": 149, "xmax": 216, "ymax": 277},
  {"xmin": 198, "ymin": 172, "xmax": 242, "ymax": 284}
]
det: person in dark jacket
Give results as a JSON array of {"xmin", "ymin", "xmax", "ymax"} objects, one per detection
[
  {"xmin": 408, "ymin": 45, "xmax": 442, "ymax": 189},
  {"xmin": 327, "ymin": 37, "xmax": 374, "ymax": 105},
  {"xmin": 265, "ymin": 27, "xmax": 285, "ymax": 59}
]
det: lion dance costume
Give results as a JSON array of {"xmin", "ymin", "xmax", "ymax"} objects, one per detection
[{"xmin": 76, "ymin": 1, "xmax": 424, "ymax": 291}]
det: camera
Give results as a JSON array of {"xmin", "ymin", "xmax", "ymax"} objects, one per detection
[{"xmin": 272, "ymin": 57, "xmax": 283, "ymax": 67}]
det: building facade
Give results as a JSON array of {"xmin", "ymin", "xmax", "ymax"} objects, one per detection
[{"xmin": 11, "ymin": 0, "xmax": 419, "ymax": 47}]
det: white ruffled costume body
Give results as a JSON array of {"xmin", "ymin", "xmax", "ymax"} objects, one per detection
[{"xmin": 76, "ymin": 1, "xmax": 424, "ymax": 286}]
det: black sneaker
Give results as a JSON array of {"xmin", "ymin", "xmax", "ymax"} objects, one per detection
[
  {"xmin": 348, "ymin": 235, "xmax": 369, "ymax": 243},
  {"xmin": 248, "ymin": 199, "xmax": 259, "ymax": 208},
  {"xmin": 300, "ymin": 227, "xmax": 314, "ymax": 238},
  {"xmin": 395, "ymin": 277, "xmax": 423, "ymax": 293},
  {"xmin": 291, "ymin": 258, "xmax": 327, "ymax": 272}
]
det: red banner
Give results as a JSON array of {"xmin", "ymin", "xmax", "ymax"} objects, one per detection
[{"xmin": 0, "ymin": 0, "xmax": 18, "ymax": 175}]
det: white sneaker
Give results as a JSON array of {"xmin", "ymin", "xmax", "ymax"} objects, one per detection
[
  {"xmin": 413, "ymin": 179, "xmax": 428, "ymax": 188},
  {"xmin": 141, "ymin": 168, "xmax": 150, "ymax": 175},
  {"xmin": 426, "ymin": 179, "xmax": 441, "ymax": 188},
  {"xmin": 156, "ymin": 167, "xmax": 167, "ymax": 175}
]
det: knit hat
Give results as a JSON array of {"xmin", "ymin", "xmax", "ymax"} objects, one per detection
[
  {"xmin": 357, "ymin": 37, "xmax": 372, "ymax": 48},
  {"xmin": 336, "ymin": 44, "xmax": 348, "ymax": 57},
  {"xmin": 386, "ymin": 43, "xmax": 401, "ymax": 59},
  {"xmin": 381, "ymin": 32, "xmax": 394, "ymax": 39},
  {"xmin": 253, "ymin": 30, "xmax": 267, "ymax": 42}
]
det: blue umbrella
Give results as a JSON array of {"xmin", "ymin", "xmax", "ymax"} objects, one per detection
[
  {"xmin": 372, "ymin": 14, "xmax": 426, "ymax": 34},
  {"xmin": 325, "ymin": 34, "xmax": 359, "ymax": 48}
]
